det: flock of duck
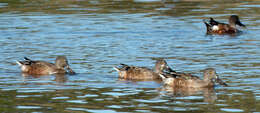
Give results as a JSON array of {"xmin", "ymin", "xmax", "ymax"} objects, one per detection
[{"xmin": 16, "ymin": 15, "xmax": 246, "ymax": 89}]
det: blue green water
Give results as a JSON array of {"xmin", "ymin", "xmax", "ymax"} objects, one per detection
[{"xmin": 0, "ymin": 0, "xmax": 260, "ymax": 112}]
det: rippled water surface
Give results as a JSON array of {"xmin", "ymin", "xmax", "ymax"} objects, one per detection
[{"xmin": 1, "ymin": 0, "xmax": 260, "ymax": 112}]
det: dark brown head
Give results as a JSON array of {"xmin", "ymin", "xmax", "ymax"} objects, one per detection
[
  {"xmin": 229, "ymin": 15, "xmax": 246, "ymax": 28},
  {"xmin": 203, "ymin": 68, "xmax": 218, "ymax": 82},
  {"xmin": 154, "ymin": 59, "xmax": 172, "ymax": 73},
  {"xmin": 55, "ymin": 56, "xmax": 75, "ymax": 75},
  {"xmin": 203, "ymin": 68, "xmax": 228, "ymax": 86}
]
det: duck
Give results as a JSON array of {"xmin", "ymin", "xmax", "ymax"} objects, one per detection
[
  {"xmin": 113, "ymin": 59, "xmax": 172, "ymax": 80},
  {"xmin": 159, "ymin": 68, "xmax": 228, "ymax": 88},
  {"xmin": 16, "ymin": 56, "xmax": 76, "ymax": 75},
  {"xmin": 204, "ymin": 15, "xmax": 246, "ymax": 35}
]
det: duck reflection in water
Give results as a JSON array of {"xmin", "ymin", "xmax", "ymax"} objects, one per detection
[
  {"xmin": 160, "ymin": 86, "xmax": 217, "ymax": 103},
  {"xmin": 21, "ymin": 73, "xmax": 68, "ymax": 83}
]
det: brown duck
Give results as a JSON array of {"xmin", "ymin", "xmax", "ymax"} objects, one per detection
[
  {"xmin": 16, "ymin": 56, "xmax": 76, "ymax": 75},
  {"xmin": 159, "ymin": 68, "xmax": 228, "ymax": 88},
  {"xmin": 114, "ymin": 59, "xmax": 171, "ymax": 80}
]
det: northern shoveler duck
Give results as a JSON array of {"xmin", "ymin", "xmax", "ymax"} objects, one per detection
[
  {"xmin": 16, "ymin": 56, "xmax": 76, "ymax": 75},
  {"xmin": 204, "ymin": 15, "xmax": 246, "ymax": 35},
  {"xmin": 159, "ymin": 68, "xmax": 228, "ymax": 88},
  {"xmin": 113, "ymin": 59, "xmax": 172, "ymax": 80}
]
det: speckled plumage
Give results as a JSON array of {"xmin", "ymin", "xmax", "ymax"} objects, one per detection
[
  {"xmin": 114, "ymin": 59, "xmax": 171, "ymax": 80},
  {"xmin": 17, "ymin": 56, "xmax": 76, "ymax": 75},
  {"xmin": 160, "ymin": 68, "xmax": 228, "ymax": 88}
]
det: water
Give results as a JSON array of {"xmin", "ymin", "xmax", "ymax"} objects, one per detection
[{"xmin": 0, "ymin": 0, "xmax": 260, "ymax": 112}]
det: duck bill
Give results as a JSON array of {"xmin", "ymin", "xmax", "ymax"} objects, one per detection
[
  {"xmin": 66, "ymin": 65, "xmax": 76, "ymax": 75},
  {"xmin": 216, "ymin": 75, "xmax": 228, "ymax": 86},
  {"xmin": 236, "ymin": 21, "xmax": 246, "ymax": 28}
]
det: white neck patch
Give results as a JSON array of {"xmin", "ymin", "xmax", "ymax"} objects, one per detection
[{"xmin": 212, "ymin": 25, "xmax": 219, "ymax": 31}]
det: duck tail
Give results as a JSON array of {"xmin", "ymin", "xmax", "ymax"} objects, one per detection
[
  {"xmin": 203, "ymin": 19, "xmax": 211, "ymax": 27},
  {"xmin": 16, "ymin": 57, "xmax": 33, "ymax": 66},
  {"xmin": 113, "ymin": 66, "xmax": 120, "ymax": 72},
  {"xmin": 203, "ymin": 19, "xmax": 212, "ymax": 34},
  {"xmin": 16, "ymin": 60, "xmax": 23, "ymax": 66},
  {"xmin": 24, "ymin": 57, "xmax": 32, "ymax": 61},
  {"xmin": 113, "ymin": 63, "xmax": 129, "ymax": 72},
  {"xmin": 159, "ymin": 72, "xmax": 168, "ymax": 81},
  {"xmin": 209, "ymin": 17, "xmax": 220, "ymax": 25}
]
